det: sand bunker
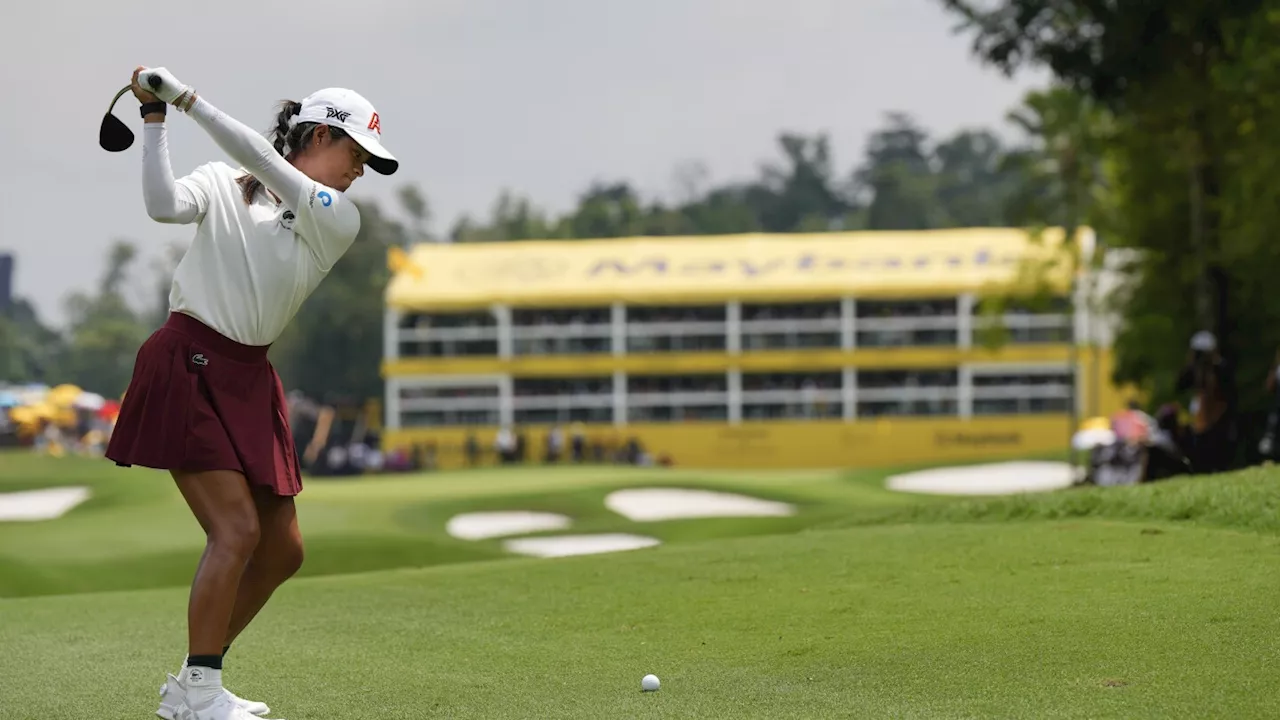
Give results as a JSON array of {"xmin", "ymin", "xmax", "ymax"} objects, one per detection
[
  {"xmin": 886, "ymin": 461, "xmax": 1075, "ymax": 496},
  {"xmin": 503, "ymin": 533, "xmax": 661, "ymax": 558},
  {"xmin": 0, "ymin": 486, "xmax": 92, "ymax": 522},
  {"xmin": 605, "ymin": 488, "xmax": 796, "ymax": 522},
  {"xmin": 450, "ymin": 488, "xmax": 793, "ymax": 559},
  {"xmin": 446, "ymin": 511, "xmax": 572, "ymax": 540}
]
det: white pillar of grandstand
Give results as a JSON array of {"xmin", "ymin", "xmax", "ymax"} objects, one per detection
[
  {"xmin": 728, "ymin": 369, "xmax": 742, "ymax": 424},
  {"xmin": 385, "ymin": 377, "xmax": 401, "ymax": 430},
  {"xmin": 726, "ymin": 301, "xmax": 741, "ymax": 355},
  {"xmin": 613, "ymin": 370, "xmax": 627, "ymax": 427},
  {"xmin": 499, "ymin": 376, "xmax": 515, "ymax": 428},
  {"xmin": 842, "ymin": 368, "xmax": 856, "ymax": 420},
  {"xmin": 494, "ymin": 305, "xmax": 513, "ymax": 359},
  {"xmin": 957, "ymin": 366, "xmax": 973, "ymax": 419},
  {"xmin": 1073, "ymin": 363, "xmax": 1086, "ymax": 419},
  {"xmin": 841, "ymin": 298, "xmax": 856, "ymax": 349},
  {"xmin": 957, "ymin": 293, "xmax": 975, "ymax": 350},
  {"xmin": 611, "ymin": 302, "xmax": 626, "ymax": 357},
  {"xmin": 383, "ymin": 307, "xmax": 400, "ymax": 361}
]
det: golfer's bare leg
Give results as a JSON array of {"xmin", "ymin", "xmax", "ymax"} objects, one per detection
[
  {"xmin": 224, "ymin": 490, "xmax": 304, "ymax": 647},
  {"xmin": 171, "ymin": 469, "xmax": 260, "ymax": 657}
]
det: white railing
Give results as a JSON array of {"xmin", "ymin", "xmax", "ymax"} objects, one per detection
[
  {"xmin": 399, "ymin": 397, "xmax": 501, "ymax": 412},
  {"xmin": 510, "ymin": 324, "xmax": 613, "ymax": 339},
  {"xmin": 857, "ymin": 316, "xmax": 960, "ymax": 331},
  {"xmin": 974, "ymin": 314, "xmax": 1070, "ymax": 329},
  {"xmin": 971, "ymin": 385, "xmax": 1072, "ymax": 399},
  {"xmin": 511, "ymin": 395, "xmax": 614, "ymax": 410},
  {"xmin": 626, "ymin": 321, "xmax": 728, "ymax": 337},
  {"xmin": 740, "ymin": 318, "xmax": 843, "ymax": 334},
  {"xmin": 739, "ymin": 389, "xmax": 844, "ymax": 404},
  {"xmin": 855, "ymin": 387, "xmax": 961, "ymax": 402},
  {"xmin": 398, "ymin": 326, "xmax": 499, "ymax": 342},
  {"xmin": 626, "ymin": 391, "xmax": 730, "ymax": 407}
]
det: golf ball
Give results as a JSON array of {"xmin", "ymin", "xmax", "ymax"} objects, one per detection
[{"xmin": 642, "ymin": 674, "xmax": 660, "ymax": 692}]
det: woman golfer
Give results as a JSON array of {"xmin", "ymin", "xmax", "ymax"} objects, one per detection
[{"xmin": 106, "ymin": 66, "xmax": 397, "ymax": 720}]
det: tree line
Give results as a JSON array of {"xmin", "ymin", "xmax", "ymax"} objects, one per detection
[{"xmin": 938, "ymin": 0, "xmax": 1280, "ymax": 411}]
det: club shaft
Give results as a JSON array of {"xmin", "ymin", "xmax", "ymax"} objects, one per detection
[{"xmin": 107, "ymin": 85, "xmax": 132, "ymax": 114}]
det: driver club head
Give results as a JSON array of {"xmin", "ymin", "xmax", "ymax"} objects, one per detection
[
  {"xmin": 99, "ymin": 84, "xmax": 135, "ymax": 152},
  {"xmin": 100, "ymin": 112, "xmax": 135, "ymax": 152}
]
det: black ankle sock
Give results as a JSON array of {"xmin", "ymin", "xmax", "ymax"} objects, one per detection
[{"xmin": 188, "ymin": 654, "xmax": 223, "ymax": 670}]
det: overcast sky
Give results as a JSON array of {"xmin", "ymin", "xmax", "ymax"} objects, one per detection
[{"xmin": 0, "ymin": 0, "xmax": 1045, "ymax": 326}]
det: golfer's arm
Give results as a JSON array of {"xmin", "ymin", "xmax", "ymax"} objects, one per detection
[
  {"xmin": 185, "ymin": 96, "xmax": 307, "ymax": 211},
  {"xmin": 141, "ymin": 123, "xmax": 200, "ymax": 224}
]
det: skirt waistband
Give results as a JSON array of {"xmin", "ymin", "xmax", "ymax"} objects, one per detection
[{"xmin": 164, "ymin": 312, "xmax": 271, "ymax": 363}]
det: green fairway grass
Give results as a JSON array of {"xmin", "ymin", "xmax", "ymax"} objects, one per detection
[
  {"xmin": 5, "ymin": 451, "xmax": 1280, "ymax": 717},
  {"xmin": 4, "ymin": 519, "xmax": 1280, "ymax": 719}
]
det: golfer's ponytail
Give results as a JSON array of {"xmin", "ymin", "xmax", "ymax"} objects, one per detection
[
  {"xmin": 236, "ymin": 99, "xmax": 350, "ymax": 206},
  {"xmin": 236, "ymin": 100, "xmax": 303, "ymax": 205}
]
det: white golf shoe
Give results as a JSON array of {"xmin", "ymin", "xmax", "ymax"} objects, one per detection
[
  {"xmin": 157, "ymin": 666, "xmax": 272, "ymax": 712},
  {"xmin": 174, "ymin": 689, "xmax": 271, "ymax": 720}
]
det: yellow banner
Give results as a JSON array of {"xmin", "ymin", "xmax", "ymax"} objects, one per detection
[
  {"xmin": 386, "ymin": 227, "xmax": 1083, "ymax": 310},
  {"xmin": 381, "ymin": 416, "xmax": 1076, "ymax": 471}
]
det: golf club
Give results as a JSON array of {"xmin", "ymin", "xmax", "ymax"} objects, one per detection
[{"xmin": 99, "ymin": 74, "xmax": 163, "ymax": 152}]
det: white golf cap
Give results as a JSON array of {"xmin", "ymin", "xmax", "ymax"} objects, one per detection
[{"xmin": 296, "ymin": 87, "xmax": 398, "ymax": 175}]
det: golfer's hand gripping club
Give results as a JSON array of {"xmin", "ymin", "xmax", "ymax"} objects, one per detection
[{"xmin": 137, "ymin": 67, "xmax": 193, "ymax": 108}]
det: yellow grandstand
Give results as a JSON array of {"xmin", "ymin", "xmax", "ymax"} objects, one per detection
[{"xmin": 380, "ymin": 227, "xmax": 1130, "ymax": 469}]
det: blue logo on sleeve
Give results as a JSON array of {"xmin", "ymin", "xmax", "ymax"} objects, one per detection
[{"xmin": 317, "ymin": 191, "xmax": 333, "ymax": 207}]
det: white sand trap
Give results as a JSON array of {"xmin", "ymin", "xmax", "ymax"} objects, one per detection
[
  {"xmin": 0, "ymin": 486, "xmax": 92, "ymax": 521},
  {"xmin": 503, "ymin": 533, "xmax": 661, "ymax": 558},
  {"xmin": 886, "ymin": 461, "xmax": 1075, "ymax": 496},
  {"xmin": 446, "ymin": 511, "xmax": 572, "ymax": 540},
  {"xmin": 605, "ymin": 488, "xmax": 796, "ymax": 522}
]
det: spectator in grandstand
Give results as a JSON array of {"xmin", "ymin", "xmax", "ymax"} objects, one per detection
[
  {"xmin": 570, "ymin": 423, "xmax": 586, "ymax": 463},
  {"xmin": 465, "ymin": 432, "xmax": 481, "ymax": 467},
  {"xmin": 495, "ymin": 426, "xmax": 515, "ymax": 463},
  {"xmin": 421, "ymin": 441, "xmax": 437, "ymax": 471},
  {"xmin": 515, "ymin": 428, "xmax": 528, "ymax": 462},
  {"xmin": 545, "ymin": 425, "xmax": 564, "ymax": 463}
]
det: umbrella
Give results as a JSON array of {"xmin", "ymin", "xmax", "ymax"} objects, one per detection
[
  {"xmin": 47, "ymin": 384, "xmax": 84, "ymax": 408},
  {"xmin": 17, "ymin": 386, "xmax": 48, "ymax": 406},
  {"xmin": 97, "ymin": 400, "xmax": 121, "ymax": 421},
  {"xmin": 73, "ymin": 392, "xmax": 107, "ymax": 411},
  {"xmin": 0, "ymin": 391, "xmax": 18, "ymax": 408},
  {"xmin": 1072, "ymin": 427, "xmax": 1117, "ymax": 451},
  {"xmin": 8, "ymin": 406, "xmax": 39, "ymax": 427}
]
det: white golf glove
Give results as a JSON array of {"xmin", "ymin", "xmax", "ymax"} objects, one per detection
[{"xmin": 137, "ymin": 67, "xmax": 193, "ymax": 107}]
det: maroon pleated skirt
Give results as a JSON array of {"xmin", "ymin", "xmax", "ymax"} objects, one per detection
[{"xmin": 106, "ymin": 312, "xmax": 303, "ymax": 496}]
